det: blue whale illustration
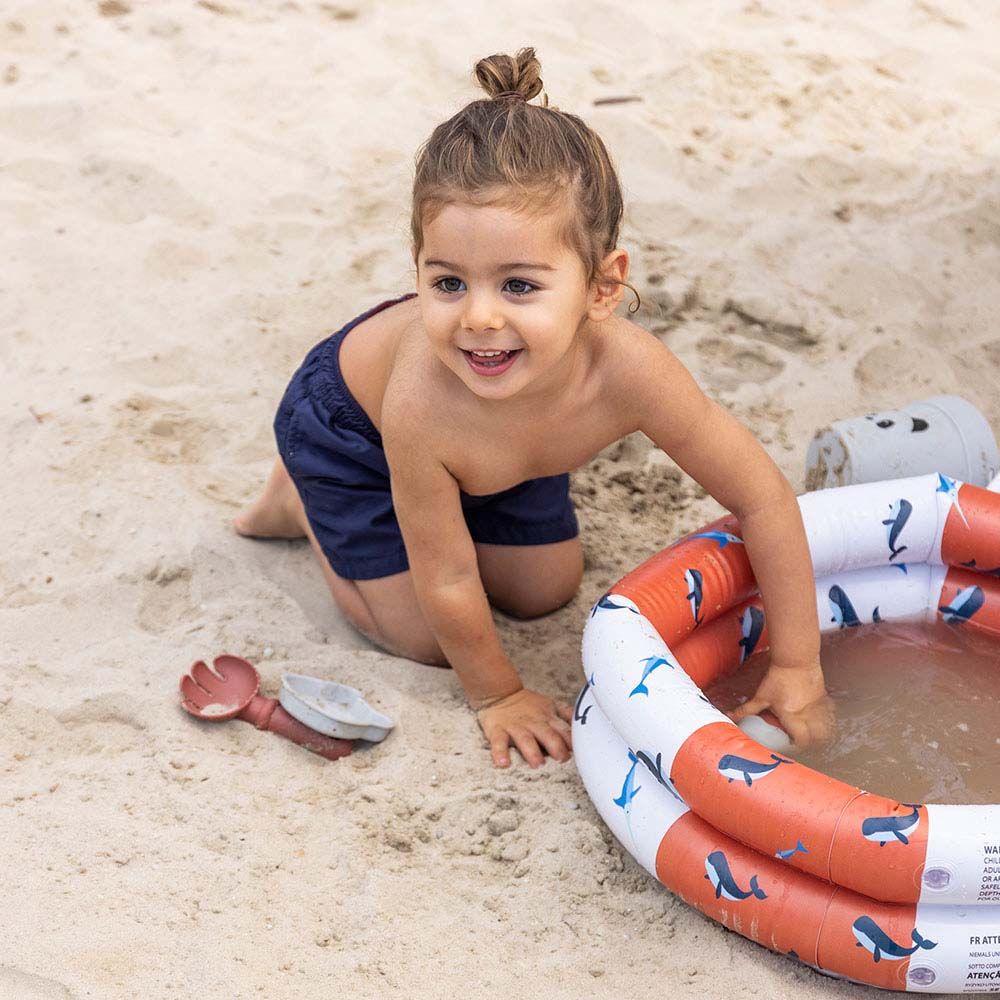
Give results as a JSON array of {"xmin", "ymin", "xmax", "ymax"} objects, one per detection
[
  {"xmin": 861, "ymin": 804, "xmax": 921, "ymax": 846},
  {"xmin": 852, "ymin": 916, "xmax": 937, "ymax": 963},
  {"xmin": 936, "ymin": 472, "xmax": 970, "ymax": 528},
  {"xmin": 614, "ymin": 751, "xmax": 641, "ymax": 816},
  {"xmin": 717, "ymin": 752, "xmax": 793, "ymax": 787},
  {"xmin": 573, "ymin": 676, "xmax": 594, "ymax": 726},
  {"xmin": 690, "ymin": 530, "xmax": 744, "ymax": 549},
  {"xmin": 882, "ymin": 498, "xmax": 911, "ymax": 562},
  {"xmin": 636, "ymin": 750, "xmax": 685, "ymax": 803},
  {"xmin": 629, "ymin": 655, "xmax": 675, "ymax": 698},
  {"xmin": 829, "ymin": 584, "xmax": 862, "ymax": 628},
  {"xmin": 774, "ymin": 839, "xmax": 808, "ymax": 860},
  {"xmin": 939, "ymin": 585, "xmax": 985, "ymax": 624},
  {"xmin": 961, "ymin": 559, "xmax": 1000, "ymax": 577},
  {"xmin": 591, "ymin": 593, "xmax": 640, "ymax": 618},
  {"xmin": 738, "ymin": 606, "xmax": 765, "ymax": 664},
  {"xmin": 828, "ymin": 585, "xmax": 881, "ymax": 628},
  {"xmin": 685, "ymin": 568, "xmax": 704, "ymax": 626},
  {"xmin": 704, "ymin": 850, "xmax": 767, "ymax": 901}
]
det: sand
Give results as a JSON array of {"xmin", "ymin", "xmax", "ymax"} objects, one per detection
[{"xmin": 3, "ymin": 1, "xmax": 1000, "ymax": 997}]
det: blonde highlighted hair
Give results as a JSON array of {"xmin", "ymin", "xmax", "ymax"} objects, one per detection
[{"xmin": 411, "ymin": 47, "xmax": 639, "ymax": 311}]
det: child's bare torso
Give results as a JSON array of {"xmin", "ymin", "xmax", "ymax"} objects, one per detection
[{"xmin": 339, "ymin": 295, "xmax": 641, "ymax": 494}]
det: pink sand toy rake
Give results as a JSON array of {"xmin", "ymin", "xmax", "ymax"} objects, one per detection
[{"xmin": 179, "ymin": 654, "xmax": 353, "ymax": 761}]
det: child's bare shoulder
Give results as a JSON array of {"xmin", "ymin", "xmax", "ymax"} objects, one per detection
[
  {"xmin": 380, "ymin": 312, "xmax": 457, "ymax": 441},
  {"xmin": 597, "ymin": 312, "xmax": 686, "ymax": 386}
]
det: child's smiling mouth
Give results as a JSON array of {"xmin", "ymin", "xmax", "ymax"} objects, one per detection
[{"xmin": 461, "ymin": 348, "xmax": 523, "ymax": 377}]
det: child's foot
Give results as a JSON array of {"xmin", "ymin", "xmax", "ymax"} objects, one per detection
[{"xmin": 234, "ymin": 459, "xmax": 307, "ymax": 539}]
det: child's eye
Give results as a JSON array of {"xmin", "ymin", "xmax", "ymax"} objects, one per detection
[
  {"xmin": 505, "ymin": 278, "xmax": 536, "ymax": 297},
  {"xmin": 433, "ymin": 277, "xmax": 465, "ymax": 294}
]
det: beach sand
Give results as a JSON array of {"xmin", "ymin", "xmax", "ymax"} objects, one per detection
[{"xmin": 3, "ymin": 1, "xmax": 999, "ymax": 997}]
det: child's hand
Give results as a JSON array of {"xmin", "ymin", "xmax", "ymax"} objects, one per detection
[
  {"xmin": 474, "ymin": 688, "xmax": 574, "ymax": 768},
  {"xmin": 729, "ymin": 660, "xmax": 834, "ymax": 748}
]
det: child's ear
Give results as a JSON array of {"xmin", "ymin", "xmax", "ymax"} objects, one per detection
[{"xmin": 588, "ymin": 248, "xmax": 630, "ymax": 321}]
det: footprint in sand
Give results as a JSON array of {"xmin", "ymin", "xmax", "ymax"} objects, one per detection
[
  {"xmin": 0, "ymin": 967, "xmax": 76, "ymax": 999},
  {"xmin": 77, "ymin": 156, "xmax": 207, "ymax": 225},
  {"xmin": 136, "ymin": 561, "xmax": 196, "ymax": 635},
  {"xmin": 722, "ymin": 300, "xmax": 819, "ymax": 354},
  {"xmin": 56, "ymin": 691, "xmax": 147, "ymax": 734},
  {"xmin": 854, "ymin": 341, "xmax": 955, "ymax": 395},
  {"xmin": 116, "ymin": 395, "xmax": 213, "ymax": 465},
  {"xmin": 696, "ymin": 335, "xmax": 784, "ymax": 391}
]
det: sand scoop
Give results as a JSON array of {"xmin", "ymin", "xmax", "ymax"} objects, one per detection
[{"xmin": 179, "ymin": 654, "xmax": 354, "ymax": 761}]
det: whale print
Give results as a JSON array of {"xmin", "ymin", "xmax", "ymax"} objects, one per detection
[
  {"xmin": 936, "ymin": 473, "xmax": 970, "ymax": 529},
  {"xmin": 704, "ymin": 850, "xmax": 767, "ymax": 901},
  {"xmin": 685, "ymin": 568, "xmax": 704, "ymax": 627},
  {"xmin": 961, "ymin": 559, "xmax": 1000, "ymax": 577},
  {"xmin": 882, "ymin": 499, "xmax": 911, "ymax": 562},
  {"xmin": 828, "ymin": 585, "xmax": 882, "ymax": 628},
  {"xmin": 828, "ymin": 585, "xmax": 862, "ymax": 628},
  {"xmin": 852, "ymin": 916, "xmax": 937, "ymax": 963},
  {"xmin": 629, "ymin": 655, "xmax": 676, "ymax": 698},
  {"xmin": 690, "ymin": 530, "xmax": 744, "ymax": 549},
  {"xmin": 717, "ymin": 752, "xmax": 793, "ymax": 787},
  {"xmin": 774, "ymin": 839, "xmax": 808, "ymax": 860},
  {"xmin": 861, "ymin": 804, "xmax": 922, "ymax": 846},
  {"xmin": 614, "ymin": 751, "xmax": 641, "ymax": 816},
  {"xmin": 738, "ymin": 606, "xmax": 765, "ymax": 664},
  {"xmin": 939, "ymin": 584, "xmax": 985, "ymax": 624},
  {"xmin": 573, "ymin": 675, "xmax": 594, "ymax": 726},
  {"xmin": 591, "ymin": 593, "xmax": 640, "ymax": 618},
  {"xmin": 635, "ymin": 750, "xmax": 685, "ymax": 804}
]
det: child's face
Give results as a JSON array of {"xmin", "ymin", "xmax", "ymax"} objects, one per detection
[{"xmin": 416, "ymin": 200, "xmax": 595, "ymax": 402}]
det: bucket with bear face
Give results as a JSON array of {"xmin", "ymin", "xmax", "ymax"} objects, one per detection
[{"xmin": 805, "ymin": 395, "xmax": 999, "ymax": 491}]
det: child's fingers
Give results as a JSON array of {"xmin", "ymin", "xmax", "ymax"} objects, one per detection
[
  {"xmin": 510, "ymin": 728, "xmax": 545, "ymax": 768},
  {"xmin": 489, "ymin": 730, "xmax": 512, "ymax": 768},
  {"xmin": 555, "ymin": 700, "xmax": 573, "ymax": 724},
  {"xmin": 727, "ymin": 697, "xmax": 767, "ymax": 723},
  {"xmin": 779, "ymin": 713, "xmax": 813, "ymax": 747},
  {"xmin": 552, "ymin": 715, "xmax": 574, "ymax": 749},
  {"xmin": 533, "ymin": 722, "xmax": 572, "ymax": 763}
]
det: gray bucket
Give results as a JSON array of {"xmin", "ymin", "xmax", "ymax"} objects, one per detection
[{"xmin": 805, "ymin": 395, "xmax": 999, "ymax": 491}]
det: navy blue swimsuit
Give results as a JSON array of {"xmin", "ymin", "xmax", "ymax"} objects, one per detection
[{"xmin": 274, "ymin": 293, "xmax": 579, "ymax": 580}]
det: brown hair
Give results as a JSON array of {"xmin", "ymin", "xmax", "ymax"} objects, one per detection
[{"xmin": 410, "ymin": 47, "xmax": 640, "ymax": 313}]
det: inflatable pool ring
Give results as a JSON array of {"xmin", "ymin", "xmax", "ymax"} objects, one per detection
[{"xmin": 573, "ymin": 474, "xmax": 1000, "ymax": 993}]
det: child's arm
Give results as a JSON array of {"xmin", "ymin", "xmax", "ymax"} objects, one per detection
[
  {"xmin": 627, "ymin": 334, "xmax": 833, "ymax": 746},
  {"xmin": 383, "ymin": 419, "xmax": 573, "ymax": 768}
]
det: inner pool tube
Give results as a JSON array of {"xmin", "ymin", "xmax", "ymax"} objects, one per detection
[{"xmin": 573, "ymin": 474, "xmax": 1000, "ymax": 993}]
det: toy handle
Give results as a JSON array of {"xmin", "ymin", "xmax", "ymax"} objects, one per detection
[{"xmin": 240, "ymin": 696, "xmax": 352, "ymax": 761}]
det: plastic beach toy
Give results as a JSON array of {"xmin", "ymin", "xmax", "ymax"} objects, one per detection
[
  {"xmin": 279, "ymin": 674, "xmax": 393, "ymax": 743},
  {"xmin": 805, "ymin": 395, "xmax": 999, "ymax": 491},
  {"xmin": 179, "ymin": 655, "xmax": 352, "ymax": 761},
  {"xmin": 574, "ymin": 473, "xmax": 1000, "ymax": 994}
]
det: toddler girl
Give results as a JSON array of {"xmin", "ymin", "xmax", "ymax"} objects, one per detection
[{"xmin": 236, "ymin": 47, "xmax": 833, "ymax": 768}]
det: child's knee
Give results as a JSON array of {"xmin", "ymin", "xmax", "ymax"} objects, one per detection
[
  {"xmin": 494, "ymin": 573, "xmax": 582, "ymax": 620},
  {"xmin": 370, "ymin": 618, "xmax": 449, "ymax": 667}
]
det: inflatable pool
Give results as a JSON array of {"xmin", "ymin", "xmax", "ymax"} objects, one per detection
[{"xmin": 573, "ymin": 473, "xmax": 1000, "ymax": 993}]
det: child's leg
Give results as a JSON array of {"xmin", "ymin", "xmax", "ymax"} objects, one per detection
[
  {"xmin": 233, "ymin": 458, "xmax": 306, "ymax": 540},
  {"xmin": 475, "ymin": 539, "xmax": 583, "ymax": 619},
  {"xmin": 236, "ymin": 458, "xmax": 448, "ymax": 665},
  {"xmin": 236, "ymin": 460, "xmax": 583, "ymax": 665}
]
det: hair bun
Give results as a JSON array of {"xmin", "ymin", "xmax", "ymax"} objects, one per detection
[{"xmin": 474, "ymin": 47, "xmax": 544, "ymax": 103}]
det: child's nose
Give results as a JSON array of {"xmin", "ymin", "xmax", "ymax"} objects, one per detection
[{"xmin": 461, "ymin": 293, "xmax": 504, "ymax": 333}]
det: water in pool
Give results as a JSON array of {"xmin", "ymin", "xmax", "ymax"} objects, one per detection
[{"xmin": 706, "ymin": 617, "xmax": 1000, "ymax": 805}]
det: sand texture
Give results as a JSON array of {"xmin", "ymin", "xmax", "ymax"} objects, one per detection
[{"xmin": 3, "ymin": 1, "xmax": 1000, "ymax": 997}]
